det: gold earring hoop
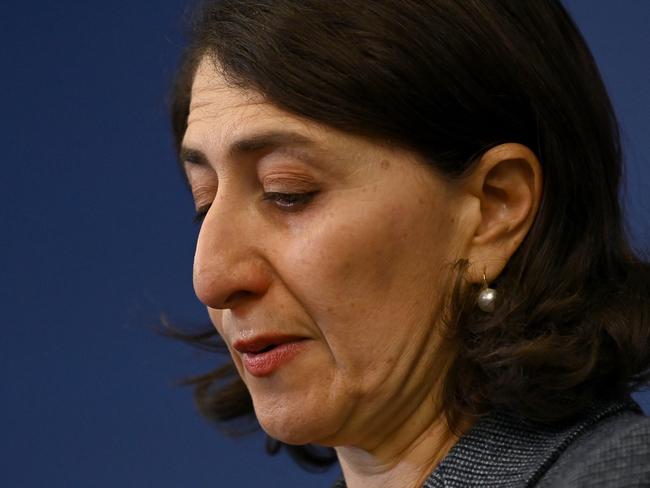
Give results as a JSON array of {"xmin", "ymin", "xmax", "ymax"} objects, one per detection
[{"xmin": 477, "ymin": 269, "xmax": 497, "ymax": 312}]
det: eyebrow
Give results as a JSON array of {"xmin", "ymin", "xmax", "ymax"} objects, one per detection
[{"xmin": 179, "ymin": 130, "xmax": 319, "ymax": 172}]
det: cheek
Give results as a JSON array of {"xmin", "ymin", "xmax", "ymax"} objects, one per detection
[
  {"xmin": 277, "ymin": 192, "xmax": 456, "ymax": 374},
  {"xmin": 286, "ymin": 201, "xmax": 402, "ymax": 313},
  {"xmin": 207, "ymin": 308, "xmax": 224, "ymax": 335},
  {"xmin": 208, "ymin": 308, "xmax": 244, "ymax": 372}
]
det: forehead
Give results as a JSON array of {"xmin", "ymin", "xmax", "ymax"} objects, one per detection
[
  {"xmin": 181, "ymin": 57, "xmax": 428, "ymax": 179},
  {"xmin": 188, "ymin": 58, "xmax": 263, "ymax": 125},
  {"xmin": 185, "ymin": 57, "xmax": 328, "ymax": 149}
]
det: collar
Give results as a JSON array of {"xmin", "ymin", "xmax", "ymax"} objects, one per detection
[
  {"xmin": 333, "ymin": 397, "xmax": 641, "ymax": 488},
  {"xmin": 424, "ymin": 396, "xmax": 641, "ymax": 487}
]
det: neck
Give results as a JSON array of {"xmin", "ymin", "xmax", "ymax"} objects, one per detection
[{"xmin": 335, "ymin": 401, "xmax": 474, "ymax": 488}]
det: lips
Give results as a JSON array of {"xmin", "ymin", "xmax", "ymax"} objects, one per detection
[
  {"xmin": 233, "ymin": 334, "xmax": 309, "ymax": 377},
  {"xmin": 232, "ymin": 334, "xmax": 306, "ymax": 354}
]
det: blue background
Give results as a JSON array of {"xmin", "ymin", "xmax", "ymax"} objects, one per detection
[{"xmin": 1, "ymin": 1, "xmax": 648, "ymax": 487}]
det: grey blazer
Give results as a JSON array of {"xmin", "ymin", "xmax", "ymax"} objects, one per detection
[{"xmin": 333, "ymin": 396, "xmax": 650, "ymax": 487}]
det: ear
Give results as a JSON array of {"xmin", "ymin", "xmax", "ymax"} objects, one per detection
[{"xmin": 462, "ymin": 143, "xmax": 543, "ymax": 284}]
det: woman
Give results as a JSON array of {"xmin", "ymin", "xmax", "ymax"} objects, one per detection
[{"xmin": 167, "ymin": 1, "xmax": 650, "ymax": 486}]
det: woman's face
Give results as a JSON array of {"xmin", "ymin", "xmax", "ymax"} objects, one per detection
[{"xmin": 182, "ymin": 58, "xmax": 477, "ymax": 448}]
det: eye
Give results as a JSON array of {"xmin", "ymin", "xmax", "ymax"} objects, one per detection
[
  {"xmin": 190, "ymin": 183, "xmax": 217, "ymax": 225},
  {"xmin": 193, "ymin": 203, "xmax": 211, "ymax": 225},
  {"xmin": 191, "ymin": 191, "xmax": 317, "ymax": 225},
  {"xmin": 262, "ymin": 191, "xmax": 318, "ymax": 211}
]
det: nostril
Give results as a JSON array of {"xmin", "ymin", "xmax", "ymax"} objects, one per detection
[{"xmin": 224, "ymin": 290, "xmax": 254, "ymax": 306}]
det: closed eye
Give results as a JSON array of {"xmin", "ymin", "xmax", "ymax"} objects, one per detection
[
  {"xmin": 192, "ymin": 191, "xmax": 318, "ymax": 225},
  {"xmin": 193, "ymin": 204, "xmax": 212, "ymax": 224},
  {"xmin": 262, "ymin": 191, "xmax": 318, "ymax": 210}
]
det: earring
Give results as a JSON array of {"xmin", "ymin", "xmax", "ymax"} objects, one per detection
[{"xmin": 477, "ymin": 270, "xmax": 497, "ymax": 312}]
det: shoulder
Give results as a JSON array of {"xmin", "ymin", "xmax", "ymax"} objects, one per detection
[
  {"xmin": 537, "ymin": 409, "xmax": 650, "ymax": 487},
  {"xmin": 420, "ymin": 397, "xmax": 648, "ymax": 488}
]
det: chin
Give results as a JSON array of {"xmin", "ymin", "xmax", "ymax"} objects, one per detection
[{"xmin": 251, "ymin": 392, "xmax": 344, "ymax": 446}]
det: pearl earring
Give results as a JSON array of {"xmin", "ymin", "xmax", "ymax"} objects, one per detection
[{"xmin": 477, "ymin": 271, "xmax": 497, "ymax": 312}]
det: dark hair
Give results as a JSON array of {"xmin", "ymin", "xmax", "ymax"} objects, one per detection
[{"xmin": 166, "ymin": 0, "xmax": 650, "ymax": 470}]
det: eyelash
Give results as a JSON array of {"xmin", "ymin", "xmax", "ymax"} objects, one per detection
[
  {"xmin": 193, "ymin": 206, "xmax": 210, "ymax": 224},
  {"xmin": 192, "ymin": 191, "xmax": 318, "ymax": 224}
]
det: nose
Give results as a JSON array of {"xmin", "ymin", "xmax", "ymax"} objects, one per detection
[{"xmin": 193, "ymin": 197, "xmax": 271, "ymax": 310}]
